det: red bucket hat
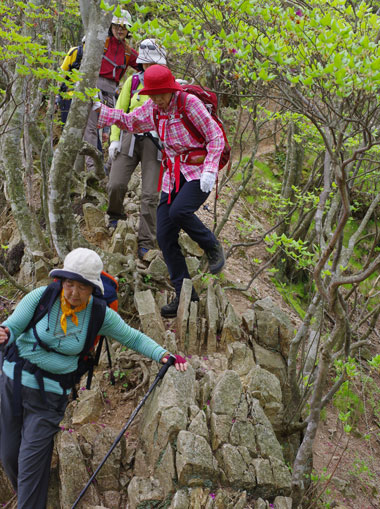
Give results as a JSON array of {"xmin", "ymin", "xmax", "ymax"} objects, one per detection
[{"xmin": 139, "ymin": 65, "xmax": 183, "ymax": 95}]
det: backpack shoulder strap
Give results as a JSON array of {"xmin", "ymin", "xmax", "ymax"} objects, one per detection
[
  {"xmin": 130, "ymin": 73, "xmax": 141, "ymax": 97},
  {"xmin": 177, "ymin": 92, "xmax": 204, "ymax": 144},
  {"xmin": 80, "ymin": 296, "xmax": 107, "ymax": 357},
  {"xmin": 25, "ymin": 281, "xmax": 62, "ymax": 332},
  {"xmin": 76, "ymin": 44, "xmax": 83, "ymax": 64},
  {"xmin": 69, "ymin": 45, "xmax": 83, "ymax": 72},
  {"xmin": 152, "ymin": 104, "xmax": 161, "ymax": 136}
]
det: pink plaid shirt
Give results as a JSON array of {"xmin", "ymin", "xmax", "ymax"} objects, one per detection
[{"xmin": 98, "ymin": 91, "xmax": 224, "ymax": 194}]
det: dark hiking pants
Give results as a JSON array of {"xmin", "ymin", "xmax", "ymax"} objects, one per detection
[
  {"xmin": 157, "ymin": 174, "xmax": 217, "ymax": 296},
  {"xmin": 0, "ymin": 373, "xmax": 68, "ymax": 509}
]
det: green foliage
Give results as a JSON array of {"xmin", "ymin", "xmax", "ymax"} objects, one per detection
[
  {"xmin": 265, "ymin": 232, "xmax": 315, "ymax": 268},
  {"xmin": 333, "ymin": 358, "xmax": 364, "ymax": 428},
  {"xmin": 272, "ymin": 278, "xmax": 308, "ymax": 318}
]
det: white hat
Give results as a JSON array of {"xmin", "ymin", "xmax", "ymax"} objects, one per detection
[
  {"xmin": 136, "ymin": 39, "xmax": 167, "ymax": 65},
  {"xmin": 49, "ymin": 248, "xmax": 104, "ymax": 294},
  {"xmin": 112, "ymin": 9, "xmax": 132, "ymax": 29}
]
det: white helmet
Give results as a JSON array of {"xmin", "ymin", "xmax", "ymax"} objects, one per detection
[
  {"xmin": 112, "ymin": 9, "xmax": 132, "ymax": 29},
  {"xmin": 136, "ymin": 39, "xmax": 167, "ymax": 66}
]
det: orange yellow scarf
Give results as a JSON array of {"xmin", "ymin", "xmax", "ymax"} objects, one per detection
[{"xmin": 60, "ymin": 290, "xmax": 89, "ymax": 335}]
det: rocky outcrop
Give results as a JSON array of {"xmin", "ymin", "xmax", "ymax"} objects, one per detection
[
  {"xmin": 127, "ymin": 363, "xmax": 291, "ymax": 508},
  {"xmin": 43, "ymin": 336, "xmax": 292, "ymax": 509}
]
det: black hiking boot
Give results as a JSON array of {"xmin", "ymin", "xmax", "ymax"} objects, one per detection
[
  {"xmin": 205, "ymin": 241, "xmax": 225, "ymax": 274},
  {"xmin": 161, "ymin": 289, "xmax": 200, "ymax": 318},
  {"xmin": 161, "ymin": 297, "xmax": 179, "ymax": 318}
]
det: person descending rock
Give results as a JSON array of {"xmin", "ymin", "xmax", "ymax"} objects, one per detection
[
  {"xmin": 107, "ymin": 40, "xmax": 167, "ymax": 261},
  {"xmin": 0, "ymin": 248, "xmax": 186, "ymax": 508},
  {"xmin": 93, "ymin": 65, "xmax": 226, "ymax": 318}
]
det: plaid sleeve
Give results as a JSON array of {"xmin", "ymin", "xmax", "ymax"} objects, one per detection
[{"xmin": 97, "ymin": 102, "xmax": 155, "ymax": 134}]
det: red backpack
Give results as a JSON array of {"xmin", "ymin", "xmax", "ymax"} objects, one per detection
[{"xmin": 178, "ymin": 84, "xmax": 231, "ymax": 170}]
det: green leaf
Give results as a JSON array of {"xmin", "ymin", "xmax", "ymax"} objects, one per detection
[
  {"xmin": 100, "ymin": 0, "xmax": 113, "ymax": 12},
  {"xmin": 183, "ymin": 23, "xmax": 192, "ymax": 35}
]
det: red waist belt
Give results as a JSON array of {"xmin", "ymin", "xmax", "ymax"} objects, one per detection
[{"xmin": 158, "ymin": 149, "xmax": 207, "ymax": 203}]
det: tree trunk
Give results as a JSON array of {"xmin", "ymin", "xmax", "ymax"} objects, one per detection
[
  {"xmin": 48, "ymin": 0, "xmax": 116, "ymax": 258},
  {"xmin": 0, "ymin": 67, "xmax": 49, "ymax": 257}
]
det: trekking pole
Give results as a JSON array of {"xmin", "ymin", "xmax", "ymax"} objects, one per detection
[{"xmin": 71, "ymin": 355, "xmax": 176, "ymax": 509}]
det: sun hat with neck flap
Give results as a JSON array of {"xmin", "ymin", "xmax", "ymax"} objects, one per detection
[
  {"xmin": 138, "ymin": 64, "xmax": 183, "ymax": 95},
  {"xmin": 49, "ymin": 248, "xmax": 104, "ymax": 294}
]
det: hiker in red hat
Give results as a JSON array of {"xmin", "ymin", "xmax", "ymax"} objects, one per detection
[{"xmin": 93, "ymin": 64, "xmax": 225, "ymax": 318}]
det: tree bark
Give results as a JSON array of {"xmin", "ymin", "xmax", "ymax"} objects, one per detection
[{"xmin": 48, "ymin": 0, "xmax": 116, "ymax": 257}]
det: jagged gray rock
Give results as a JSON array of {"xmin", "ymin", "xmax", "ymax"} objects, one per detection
[
  {"xmin": 155, "ymin": 442, "xmax": 176, "ymax": 497},
  {"xmin": 134, "ymin": 289, "xmax": 166, "ymax": 345},
  {"xmin": 254, "ymin": 296, "xmax": 293, "ymax": 358},
  {"xmin": 127, "ymin": 476, "xmax": 164, "ymax": 509},
  {"xmin": 252, "ymin": 339, "xmax": 288, "ymax": 388},
  {"xmin": 242, "ymin": 308, "xmax": 256, "ymax": 335},
  {"xmin": 124, "ymin": 232, "xmax": 138, "ymax": 255},
  {"xmin": 34, "ymin": 259, "xmax": 49, "ymax": 281},
  {"xmin": 188, "ymin": 300, "xmax": 199, "ymax": 355},
  {"xmin": 220, "ymin": 303, "xmax": 242, "ymax": 346},
  {"xmin": 227, "ymin": 341, "xmax": 255, "ymax": 376},
  {"xmin": 176, "ymin": 430, "xmax": 219, "ymax": 486},
  {"xmin": 188, "ymin": 409, "xmax": 209, "ymax": 440},
  {"xmin": 71, "ymin": 388, "xmax": 103, "ymax": 425},
  {"xmin": 274, "ymin": 495, "xmax": 293, "ymax": 508},
  {"xmin": 179, "ymin": 232, "xmax": 204, "ymax": 256},
  {"xmin": 103, "ymin": 489, "xmax": 121, "ymax": 508},
  {"xmin": 250, "ymin": 399, "xmax": 284, "ymax": 461},
  {"xmin": 135, "ymin": 367, "xmax": 196, "ymax": 476},
  {"xmin": 216, "ymin": 443, "xmax": 256, "ymax": 488},
  {"xmin": 254, "ymin": 499, "xmax": 268, "ymax": 509},
  {"xmin": 210, "ymin": 370, "xmax": 242, "ymax": 415},
  {"xmin": 57, "ymin": 431, "xmax": 100, "ymax": 508},
  {"xmin": 247, "ymin": 365, "xmax": 284, "ymax": 431},
  {"xmin": 177, "ymin": 278, "xmax": 193, "ymax": 351},
  {"xmin": 83, "ymin": 202, "xmax": 106, "ymax": 229},
  {"xmin": 169, "ymin": 488, "xmax": 190, "ymax": 508},
  {"xmin": 186, "ymin": 256, "xmax": 201, "ymax": 277},
  {"xmin": 205, "ymin": 285, "xmax": 219, "ymax": 352},
  {"xmin": 147, "ymin": 255, "xmax": 169, "ymax": 281},
  {"xmin": 90, "ymin": 427, "xmax": 123, "ymax": 491},
  {"xmin": 109, "ymin": 232, "xmax": 125, "ymax": 254}
]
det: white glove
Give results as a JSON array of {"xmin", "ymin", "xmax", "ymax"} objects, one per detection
[
  {"xmin": 109, "ymin": 140, "xmax": 121, "ymax": 160},
  {"xmin": 200, "ymin": 171, "xmax": 217, "ymax": 193},
  {"xmin": 92, "ymin": 101, "xmax": 102, "ymax": 112}
]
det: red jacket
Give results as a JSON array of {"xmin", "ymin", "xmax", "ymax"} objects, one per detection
[{"xmin": 99, "ymin": 36, "xmax": 138, "ymax": 83}]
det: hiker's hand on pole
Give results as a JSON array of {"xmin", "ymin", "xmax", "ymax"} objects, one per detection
[
  {"xmin": 0, "ymin": 326, "xmax": 10, "ymax": 345},
  {"xmin": 162, "ymin": 353, "xmax": 187, "ymax": 372}
]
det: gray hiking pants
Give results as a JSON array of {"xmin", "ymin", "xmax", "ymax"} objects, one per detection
[
  {"xmin": 84, "ymin": 76, "xmax": 117, "ymax": 175},
  {"xmin": 0, "ymin": 373, "xmax": 68, "ymax": 509},
  {"xmin": 107, "ymin": 132, "xmax": 161, "ymax": 249}
]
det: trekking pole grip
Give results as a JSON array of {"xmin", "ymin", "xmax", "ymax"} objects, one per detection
[{"xmin": 157, "ymin": 354, "xmax": 176, "ymax": 379}]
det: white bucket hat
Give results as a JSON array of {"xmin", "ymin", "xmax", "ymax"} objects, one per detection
[
  {"xmin": 136, "ymin": 39, "xmax": 167, "ymax": 66},
  {"xmin": 49, "ymin": 248, "xmax": 104, "ymax": 294},
  {"xmin": 112, "ymin": 9, "xmax": 132, "ymax": 29}
]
